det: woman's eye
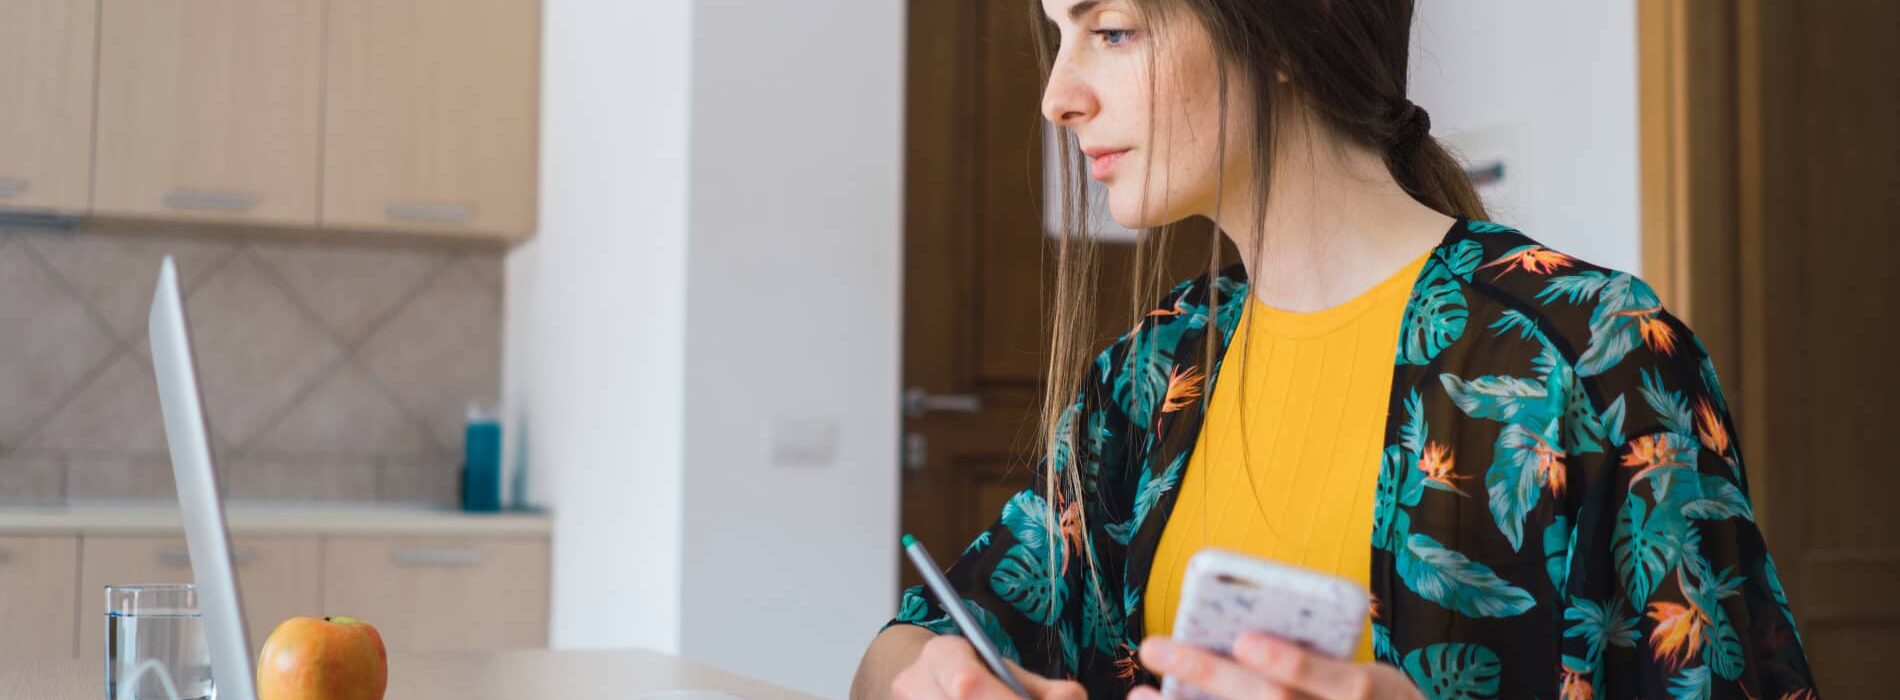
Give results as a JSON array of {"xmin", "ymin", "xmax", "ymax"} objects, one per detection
[{"xmin": 1092, "ymin": 28, "xmax": 1134, "ymax": 47}]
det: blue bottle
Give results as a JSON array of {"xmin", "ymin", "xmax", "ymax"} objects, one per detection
[{"xmin": 462, "ymin": 404, "xmax": 503, "ymax": 512}]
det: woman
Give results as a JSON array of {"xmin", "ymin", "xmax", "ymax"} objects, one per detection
[{"xmin": 854, "ymin": 0, "xmax": 1817, "ymax": 698}]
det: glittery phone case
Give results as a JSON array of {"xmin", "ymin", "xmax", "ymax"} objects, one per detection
[{"xmin": 1161, "ymin": 548, "xmax": 1370, "ymax": 700}]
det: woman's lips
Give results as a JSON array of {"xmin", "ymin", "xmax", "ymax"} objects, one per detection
[{"xmin": 1088, "ymin": 149, "xmax": 1130, "ymax": 180}]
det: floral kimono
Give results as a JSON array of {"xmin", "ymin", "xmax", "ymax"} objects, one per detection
[{"xmin": 887, "ymin": 218, "xmax": 1818, "ymax": 699}]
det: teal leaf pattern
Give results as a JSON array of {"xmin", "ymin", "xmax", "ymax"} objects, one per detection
[
  {"xmin": 1398, "ymin": 533, "xmax": 1536, "ymax": 618},
  {"xmin": 1613, "ymin": 495, "xmax": 1679, "ymax": 606},
  {"xmin": 1544, "ymin": 516, "xmax": 1573, "ymax": 592},
  {"xmin": 991, "ymin": 543, "xmax": 1069, "ymax": 625},
  {"xmin": 1397, "ymin": 240, "xmax": 1483, "ymax": 365},
  {"xmin": 1401, "ymin": 643, "xmax": 1503, "ymax": 700},
  {"xmin": 1668, "ymin": 665, "xmax": 1712, "ymax": 700},
  {"xmin": 1483, "ymin": 423, "xmax": 1548, "ymax": 551}
]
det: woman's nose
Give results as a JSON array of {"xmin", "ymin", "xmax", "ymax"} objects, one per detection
[{"xmin": 1040, "ymin": 57, "xmax": 1097, "ymax": 127}]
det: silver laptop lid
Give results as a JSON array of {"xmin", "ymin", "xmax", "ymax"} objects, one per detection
[{"xmin": 149, "ymin": 256, "xmax": 258, "ymax": 700}]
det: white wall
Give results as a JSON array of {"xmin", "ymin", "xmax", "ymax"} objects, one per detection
[
  {"xmin": 517, "ymin": 0, "xmax": 903, "ymax": 695},
  {"xmin": 528, "ymin": 0, "xmax": 695, "ymax": 653},
  {"xmin": 1409, "ymin": 0, "xmax": 1641, "ymax": 273},
  {"xmin": 678, "ymin": 0, "xmax": 904, "ymax": 696}
]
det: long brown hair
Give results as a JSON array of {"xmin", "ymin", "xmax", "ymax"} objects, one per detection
[{"xmin": 1026, "ymin": 0, "xmax": 1489, "ymax": 620}]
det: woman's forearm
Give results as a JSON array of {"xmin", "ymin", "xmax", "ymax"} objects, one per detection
[{"xmin": 850, "ymin": 625, "xmax": 936, "ymax": 700}]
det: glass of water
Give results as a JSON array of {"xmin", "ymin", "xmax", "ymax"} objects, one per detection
[{"xmin": 105, "ymin": 584, "xmax": 214, "ymax": 700}]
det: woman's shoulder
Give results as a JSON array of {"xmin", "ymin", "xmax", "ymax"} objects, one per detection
[{"xmin": 1447, "ymin": 218, "xmax": 1709, "ymax": 380}]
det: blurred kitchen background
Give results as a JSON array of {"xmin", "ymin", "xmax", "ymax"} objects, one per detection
[{"xmin": 0, "ymin": 0, "xmax": 1892, "ymax": 697}]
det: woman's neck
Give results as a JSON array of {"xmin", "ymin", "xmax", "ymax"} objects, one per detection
[{"xmin": 1209, "ymin": 124, "xmax": 1455, "ymax": 314}]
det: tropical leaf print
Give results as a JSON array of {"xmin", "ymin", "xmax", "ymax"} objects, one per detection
[
  {"xmin": 1400, "ymin": 390, "xmax": 1428, "ymax": 455},
  {"xmin": 1544, "ymin": 516, "xmax": 1573, "ymax": 592},
  {"xmin": 1536, "ymin": 270, "xmax": 1614, "ymax": 305},
  {"xmin": 963, "ymin": 530, "xmax": 993, "ymax": 558},
  {"xmin": 1373, "ymin": 621, "xmax": 1396, "ymax": 663},
  {"xmin": 1374, "ymin": 445, "xmax": 1406, "ymax": 552},
  {"xmin": 1668, "ymin": 665, "xmax": 1712, "ymax": 700},
  {"xmin": 1105, "ymin": 452, "xmax": 1186, "ymax": 545},
  {"xmin": 895, "ymin": 587, "xmax": 932, "ymax": 625},
  {"xmin": 1485, "ymin": 423, "xmax": 1552, "ymax": 551},
  {"xmin": 1576, "ymin": 273, "xmax": 1672, "ymax": 375},
  {"xmin": 1614, "ymin": 496, "xmax": 1680, "ymax": 611},
  {"xmin": 992, "ymin": 543, "xmax": 1070, "ymax": 625},
  {"xmin": 1001, "ymin": 490, "xmax": 1057, "ymax": 558},
  {"xmin": 1401, "ymin": 643, "xmax": 1503, "ymax": 700},
  {"xmin": 1465, "ymin": 219, "xmax": 1521, "ymax": 235},
  {"xmin": 895, "ymin": 593, "xmax": 1022, "ymax": 664},
  {"xmin": 1640, "ymin": 368, "xmax": 1696, "ymax": 435},
  {"xmin": 1397, "ymin": 533, "xmax": 1537, "ymax": 618},
  {"xmin": 1397, "ymin": 240, "xmax": 1484, "ymax": 365},
  {"xmin": 1078, "ymin": 587, "xmax": 1122, "ymax": 657},
  {"xmin": 1681, "ymin": 473, "xmax": 1756, "ymax": 523},
  {"xmin": 1563, "ymin": 595, "xmax": 1641, "ymax": 664},
  {"xmin": 1488, "ymin": 308, "xmax": 1540, "ymax": 340},
  {"xmin": 1440, "ymin": 373, "xmax": 1549, "ymax": 424}
]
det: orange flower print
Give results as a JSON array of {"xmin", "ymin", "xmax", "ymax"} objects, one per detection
[
  {"xmin": 1778, "ymin": 690, "xmax": 1819, "ymax": 700},
  {"xmin": 1162, "ymin": 365, "xmax": 1205, "ymax": 414},
  {"xmin": 1639, "ymin": 314, "xmax": 1677, "ymax": 356},
  {"xmin": 1558, "ymin": 665, "xmax": 1594, "ymax": 700},
  {"xmin": 1417, "ymin": 441, "xmax": 1469, "ymax": 496},
  {"xmin": 1113, "ymin": 643, "xmax": 1142, "ymax": 682},
  {"xmin": 1479, "ymin": 245, "xmax": 1575, "ymax": 281},
  {"xmin": 1369, "ymin": 592, "xmax": 1383, "ymax": 621},
  {"xmin": 1535, "ymin": 440, "xmax": 1568, "ymax": 497},
  {"xmin": 1058, "ymin": 498, "xmax": 1083, "ymax": 573},
  {"xmin": 1647, "ymin": 601, "xmax": 1708, "ymax": 668},
  {"xmin": 1695, "ymin": 398, "xmax": 1730, "ymax": 456},
  {"xmin": 1621, "ymin": 434, "xmax": 1693, "ymax": 483}
]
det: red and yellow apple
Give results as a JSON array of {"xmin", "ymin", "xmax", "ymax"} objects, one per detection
[{"xmin": 256, "ymin": 615, "xmax": 388, "ymax": 700}]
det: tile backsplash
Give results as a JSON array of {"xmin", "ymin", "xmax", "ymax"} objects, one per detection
[{"xmin": 0, "ymin": 224, "xmax": 502, "ymax": 506}]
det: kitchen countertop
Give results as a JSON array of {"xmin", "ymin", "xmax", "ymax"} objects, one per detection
[{"xmin": 0, "ymin": 504, "xmax": 550, "ymax": 537}]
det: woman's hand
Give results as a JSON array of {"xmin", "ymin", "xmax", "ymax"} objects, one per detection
[
  {"xmin": 891, "ymin": 634, "xmax": 1088, "ymax": 700},
  {"xmin": 1129, "ymin": 634, "xmax": 1423, "ymax": 700}
]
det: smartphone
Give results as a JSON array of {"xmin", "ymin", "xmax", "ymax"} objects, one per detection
[{"xmin": 1162, "ymin": 548, "xmax": 1370, "ymax": 699}]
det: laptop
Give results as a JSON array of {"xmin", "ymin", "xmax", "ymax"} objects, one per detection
[{"xmin": 149, "ymin": 256, "xmax": 260, "ymax": 700}]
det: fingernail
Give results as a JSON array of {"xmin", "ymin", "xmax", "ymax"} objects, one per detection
[{"xmin": 1143, "ymin": 638, "xmax": 1173, "ymax": 665}]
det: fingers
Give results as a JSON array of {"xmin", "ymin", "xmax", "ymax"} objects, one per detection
[
  {"xmin": 896, "ymin": 634, "xmax": 1048, "ymax": 700},
  {"xmin": 1140, "ymin": 637, "xmax": 1294, "ymax": 700},
  {"xmin": 1231, "ymin": 634, "xmax": 1373, "ymax": 700},
  {"xmin": 1013, "ymin": 663, "xmax": 1087, "ymax": 700}
]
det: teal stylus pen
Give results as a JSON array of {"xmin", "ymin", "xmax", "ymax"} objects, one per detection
[{"xmin": 900, "ymin": 534, "xmax": 1034, "ymax": 699}]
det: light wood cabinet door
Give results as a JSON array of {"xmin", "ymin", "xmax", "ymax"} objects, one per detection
[
  {"xmin": 321, "ymin": 536, "xmax": 549, "ymax": 651},
  {"xmin": 322, "ymin": 0, "xmax": 541, "ymax": 238},
  {"xmin": 0, "ymin": 0, "xmax": 97, "ymax": 213},
  {"xmin": 77, "ymin": 536, "xmax": 322, "ymax": 660},
  {"xmin": 92, "ymin": 0, "xmax": 323, "ymax": 225},
  {"xmin": 0, "ymin": 536, "xmax": 80, "ymax": 661}
]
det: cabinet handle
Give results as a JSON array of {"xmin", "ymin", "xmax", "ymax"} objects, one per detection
[
  {"xmin": 385, "ymin": 201, "xmax": 474, "ymax": 224},
  {"xmin": 0, "ymin": 177, "xmax": 26, "ymax": 199},
  {"xmin": 158, "ymin": 546, "xmax": 255, "ymax": 568},
  {"xmin": 163, "ymin": 189, "xmax": 257, "ymax": 212},
  {"xmin": 390, "ymin": 547, "xmax": 483, "ymax": 568}
]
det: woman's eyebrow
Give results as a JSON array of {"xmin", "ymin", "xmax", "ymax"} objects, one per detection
[{"xmin": 1067, "ymin": 0, "xmax": 1103, "ymax": 21}]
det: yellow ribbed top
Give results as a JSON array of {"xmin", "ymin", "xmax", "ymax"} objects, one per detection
[{"xmin": 1144, "ymin": 251, "xmax": 1429, "ymax": 663}]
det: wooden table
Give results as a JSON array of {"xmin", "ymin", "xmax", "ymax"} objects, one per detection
[{"xmin": 7, "ymin": 649, "xmax": 826, "ymax": 700}]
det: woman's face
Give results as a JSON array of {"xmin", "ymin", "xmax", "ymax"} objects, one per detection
[{"xmin": 1040, "ymin": 0, "xmax": 1254, "ymax": 229}]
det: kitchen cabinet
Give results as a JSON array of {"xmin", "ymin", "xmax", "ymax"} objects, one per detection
[
  {"xmin": 321, "ymin": 0, "xmax": 541, "ymax": 238},
  {"xmin": 76, "ymin": 536, "xmax": 322, "ymax": 660},
  {"xmin": 0, "ymin": 0, "xmax": 98, "ymax": 214},
  {"xmin": 321, "ymin": 536, "xmax": 549, "ymax": 651},
  {"xmin": 91, "ymin": 0, "xmax": 325, "ymax": 225},
  {"xmin": 0, "ymin": 536, "xmax": 79, "ymax": 660}
]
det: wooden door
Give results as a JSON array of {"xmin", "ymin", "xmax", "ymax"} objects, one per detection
[
  {"xmin": 322, "ymin": 0, "xmax": 540, "ymax": 239},
  {"xmin": 0, "ymin": 0, "xmax": 97, "ymax": 214},
  {"xmin": 1641, "ymin": 1, "xmax": 1900, "ymax": 695},
  {"xmin": 899, "ymin": 0, "xmax": 1215, "ymax": 590},
  {"xmin": 92, "ymin": 0, "xmax": 324, "ymax": 226},
  {"xmin": 0, "ymin": 536, "xmax": 79, "ymax": 661},
  {"xmin": 77, "ymin": 536, "xmax": 322, "ymax": 660}
]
